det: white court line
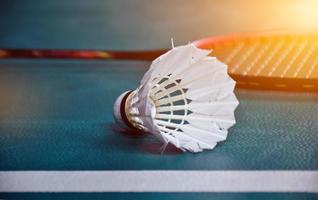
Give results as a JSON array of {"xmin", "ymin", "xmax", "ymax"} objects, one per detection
[{"xmin": 0, "ymin": 171, "xmax": 317, "ymax": 192}]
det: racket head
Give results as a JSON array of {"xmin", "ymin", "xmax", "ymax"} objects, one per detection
[{"xmin": 194, "ymin": 32, "xmax": 318, "ymax": 92}]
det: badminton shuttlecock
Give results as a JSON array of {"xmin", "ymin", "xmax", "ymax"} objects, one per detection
[{"xmin": 113, "ymin": 44, "xmax": 239, "ymax": 152}]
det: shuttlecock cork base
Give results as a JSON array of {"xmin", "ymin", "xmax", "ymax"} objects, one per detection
[
  {"xmin": 113, "ymin": 44, "xmax": 239, "ymax": 153},
  {"xmin": 113, "ymin": 90, "xmax": 135, "ymax": 131},
  {"xmin": 113, "ymin": 90, "xmax": 148, "ymax": 132}
]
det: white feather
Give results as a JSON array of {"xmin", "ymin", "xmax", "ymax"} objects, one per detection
[{"xmin": 116, "ymin": 44, "xmax": 239, "ymax": 153}]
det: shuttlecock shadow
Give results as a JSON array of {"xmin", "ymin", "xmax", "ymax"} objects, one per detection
[
  {"xmin": 111, "ymin": 123, "xmax": 183, "ymax": 155},
  {"xmin": 139, "ymin": 140, "xmax": 184, "ymax": 155},
  {"xmin": 111, "ymin": 123, "xmax": 146, "ymax": 137}
]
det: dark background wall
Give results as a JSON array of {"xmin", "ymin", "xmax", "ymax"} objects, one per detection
[{"xmin": 0, "ymin": 0, "xmax": 317, "ymax": 50}]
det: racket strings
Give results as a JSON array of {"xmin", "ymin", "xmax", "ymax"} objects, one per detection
[{"xmin": 210, "ymin": 35, "xmax": 318, "ymax": 79}]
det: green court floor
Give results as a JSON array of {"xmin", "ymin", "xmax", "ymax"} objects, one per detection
[
  {"xmin": 0, "ymin": 60, "xmax": 317, "ymax": 171},
  {"xmin": 0, "ymin": 1, "xmax": 317, "ymax": 199}
]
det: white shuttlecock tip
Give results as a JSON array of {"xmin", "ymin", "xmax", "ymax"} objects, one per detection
[{"xmin": 113, "ymin": 90, "xmax": 137, "ymax": 131}]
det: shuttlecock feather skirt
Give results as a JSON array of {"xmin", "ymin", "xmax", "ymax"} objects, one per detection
[{"xmin": 113, "ymin": 44, "xmax": 239, "ymax": 152}]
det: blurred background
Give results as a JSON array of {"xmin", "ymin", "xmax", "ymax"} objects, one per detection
[{"xmin": 1, "ymin": 0, "xmax": 318, "ymax": 50}]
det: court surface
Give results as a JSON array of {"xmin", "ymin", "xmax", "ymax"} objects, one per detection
[
  {"xmin": 0, "ymin": 0, "xmax": 318, "ymax": 199},
  {"xmin": 0, "ymin": 60, "xmax": 317, "ymax": 199}
]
